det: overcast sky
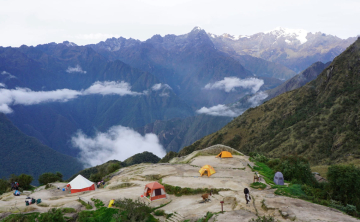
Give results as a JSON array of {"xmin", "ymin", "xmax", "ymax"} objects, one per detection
[{"xmin": 1, "ymin": 0, "xmax": 359, "ymax": 47}]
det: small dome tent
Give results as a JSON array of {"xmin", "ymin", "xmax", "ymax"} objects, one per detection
[
  {"xmin": 274, "ymin": 172, "xmax": 284, "ymax": 185},
  {"xmin": 66, "ymin": 175, "xmax": 95, "ymax": 194},
  {"xmin": 199, "ymin": 165, "xmax": 216, "ymax": 177},
  {"xmin": 144, "ymin": 182, "xmax": 167, "ymax": 201},
  {"xmin": 216, "ymin": 151, "xmax": 233, "ymax": 158}
]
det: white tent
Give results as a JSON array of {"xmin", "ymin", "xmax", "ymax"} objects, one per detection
[{"xmin": 67, "ymin": 175, "xmax": 95, "ymax": 193}]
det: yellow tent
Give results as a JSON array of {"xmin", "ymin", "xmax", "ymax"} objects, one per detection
[
  {"xmin": 216, "ymin": 151, "xmax": 233, "ymax": 158},
  {"xmin": 108, "ymin": 199, "xmax": 115, "ymax": 208},
  {"xmin": 199, "ymin": 165, "xmax": 216, "ymax": 177}
]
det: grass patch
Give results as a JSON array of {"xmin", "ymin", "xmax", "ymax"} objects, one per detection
[
  {"xmin": 196, "ymin": 212, "xmax": 214, "ymax": 222},
  {"xmin": 252, "ymin": 162, "xmax": 275, "ymax": 185},
  {"xmin": 151, "ymin": 200, "xmax": 172, "ymax": 212},
  {"xmin": 274, "ymin": 184, "xmax": 306, "ymax": 198},
  {"xmin": 37, "ymin": 203, "xmax": 49, "ymax": 207},
  {"xmin": 49, "ymin": 196, "xmax": 63, "ymax": 200},
  {"xmin": 311, "ymin": 165, "xmax": 329, "ymax": 179},
  {"xmin": 250, "ymin": 182, "xmax": 266, "ymax": 190},
  {"xmin": 78, "ymin": 199, "xmax": 93, "ymax": 209},
  {"xmin": 270, "ymin": 185, "xmax": 287, "ymax": 189},
  {"xmin": 61, "ymin": 207, "xmax": 76, "ymax": 213},
  {"xmin": 108, "ymin": 183, "xmax": 136, "ymax": 190},
  {"xmin": 160, "ymin": 182, "xmax": 227, "ymax": 197}
]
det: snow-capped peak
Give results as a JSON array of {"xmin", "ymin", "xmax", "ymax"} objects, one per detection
[
  {"xmin": 264, "ymin": 27, "xmax": 309, "ymax": 44},
  {"xmin": 192, "ymin": 26, "xmax": 203, "ymax": 31},
  {"xmin": 62, "ymin": 41, "xmax": 77, "ymax": 47}
]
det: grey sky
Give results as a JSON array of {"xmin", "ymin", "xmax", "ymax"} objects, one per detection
[{"xmin": 1, "ymin": 0, "xmax": 359, "ymax": 47}]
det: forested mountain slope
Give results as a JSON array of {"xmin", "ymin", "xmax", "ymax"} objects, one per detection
[
  {"xmin": 177, "ymin": 37, "xmax": 360, "ymax": 166},
  {"xmin": 0, "ymin": 113, "xmax": 83, "ymax": 182}
]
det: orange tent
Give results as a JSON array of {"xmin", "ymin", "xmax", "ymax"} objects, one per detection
[
  {"xmin": 216, "ymin": 151, "xmax": 233, "ymax": 158},
  {"xmin": 143, "ymin": 182, "xmax": 167, "ymax": 201}
]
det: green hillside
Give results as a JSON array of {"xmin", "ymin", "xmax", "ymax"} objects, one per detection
[
  {"xmin": 174, "ymin": 37, "xmax": 360, "ymax": 166},
  {"xmin": 69, "ymin": 151, "xmax": 160, "ymax": 181},
  {"xmin": 0, "ymin": 113, "xmax": 83, "ymax": 183}
]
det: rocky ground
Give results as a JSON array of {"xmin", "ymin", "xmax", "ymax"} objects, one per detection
[{"xmin": 0, "ymin": 145, "xmax": 358, "ymax": 222}]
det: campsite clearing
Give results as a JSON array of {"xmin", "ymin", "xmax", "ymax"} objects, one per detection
[{"xmin": 0, "ymin": 145, "xmax": 359, "ymax": 221}]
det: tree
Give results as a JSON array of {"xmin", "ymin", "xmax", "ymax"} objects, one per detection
[
  {"xmin": 327, "ymin": 165, "xmax": 360, "ymax": 210},
  {"xmin": 38, "ymin": 172, "xmax": 63, "ymax": 185}
]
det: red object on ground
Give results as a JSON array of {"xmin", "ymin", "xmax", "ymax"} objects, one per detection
[{"xmin": 143, "ymin": 182, "xmax": 166, "ymax": 201}]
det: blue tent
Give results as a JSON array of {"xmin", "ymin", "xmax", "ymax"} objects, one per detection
[{"xmin": 274, "ymin": 172, "xmax": 284, "ymax": 185}]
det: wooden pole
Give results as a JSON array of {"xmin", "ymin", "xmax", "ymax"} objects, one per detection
[{"xmin": 220, "ymin": 201, "xmax": 224, "ymax": 213}]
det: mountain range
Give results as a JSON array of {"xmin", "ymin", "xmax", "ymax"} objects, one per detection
[
  {"xmin": 209, "ymin": 27, "xmax": 356, "ymax": 73},
  {"xmin": 0, "ymin": 27, "xmax": 357, "ymax": 180}
]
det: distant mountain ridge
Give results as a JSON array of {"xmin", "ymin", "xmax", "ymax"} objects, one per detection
[{"xmin": 209, "ymin": 27, "xmax": 356, "ymax": 72}]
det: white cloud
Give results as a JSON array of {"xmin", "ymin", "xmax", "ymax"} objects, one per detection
[
  {"xmin": 84, "ymin": 81, "xmax": 141, "ymax": 96},
  {"xmin": 66, "ymin": 65, "xmax": 87, "ymax": 74},
  {"xmin": 71, "ymin": 125, "xmax": 166, "ymax": 167},
  {"xmin": 196, "ymin": 104, "xmax": 243, "ymax": 117},
  {"xmin": 204, "ymin": 77, "xmax": 264, "ymax": 93},
  {"xmin": 0, "ymin": 83, "xmax": 5, "ymax": 88},
  {"xmin": 159, "ymin": 92, "xmax": 170, "ymax": 97},
  {"xmin": 0, "ymin": 81, "xmax": 141, "ymax": 113},
  {"xmin": 247, "ymin": 91, "xmax": 268, "ymax": 107},
  {"xmin": 151, "ymin": 83, "xmax": 172, "ymax": 91},
  {"xmin": 1, "ymin": 71, "xmax": 17, "ymax": 79},
  {"xmin": 0, "ymin": 104, "xmax": 12, "ymax": 114}
]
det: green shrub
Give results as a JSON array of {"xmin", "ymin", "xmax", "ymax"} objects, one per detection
[
  {"xmin": 113, "ymin": 198, "xmax": 152, "ymax": 221},
  {"xmin": 38, "ymin": 208, "xmax": 65, "ymax": 222},
  {"xmin": 38, "ymin": 172, "xmax": 63, "ymax": 185},
  {"xmin": 107, "ymin": 163, "xmax": 121, "ymax": 174},
  {"xmin": 9, "ymin": 174, "xmax": 33, "ymax": 190},
  {"xmin": 154, "ymin": 209, "xmax": 166, "ymax": 216},
  {"xmin": 89, "ymin": 173, "xmax": 102, "ymax": 183},
  {"xmin": 78, "ymin": 207, "xmax": 119, "ymax": 222},
  {"xmin": 91, "ymin": 198, "xmax": 105, "ymax": 208},
  {"xmin": 327, "ymin": 164, "xmax": 360, "ymax": 211},
  {"xmin": 0, "ymin": 178, "xmax": 9, "ymax": 195},
  {"xmin": 275, "ymin": 155, "xmax": 315, "ymax": 186}
]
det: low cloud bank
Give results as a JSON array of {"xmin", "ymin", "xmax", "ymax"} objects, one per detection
[
  {"xmin": 84, "ymin": 81, "xmax": 141, "ymax": 96},
  {"xmin": 72, "ymin": 125, "xmax": 166, "ymax": 167},
  {"xmin": 247, "ymin": 91, "xmax": 268, "ymax": 107},
  {"xmin": 0, "ymin": 81, "xmax": 141, "ymax": 114},
  {"xmin": 66, "ymin": 65, "xmax": 87, "ymax": 74},
  {"xmin": 196, "ymin": 104, "xmax": 243, "ymax": 117},
  {"xmin": 1, "ymin": 71, "xmax": 17, "ymax": 79},
  {"xmin": 204, "ymin": 77, "xmax": 264, "ymax": 93}
]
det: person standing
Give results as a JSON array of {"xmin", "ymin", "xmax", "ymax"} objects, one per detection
[{"xmin": 244, "ymin": 188, "xmax": 251, "ymax": 204}]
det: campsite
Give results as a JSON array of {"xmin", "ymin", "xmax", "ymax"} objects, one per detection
[{"xmin": 0, "ymin": 145, "xmax": 358, "ymax": 222}]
